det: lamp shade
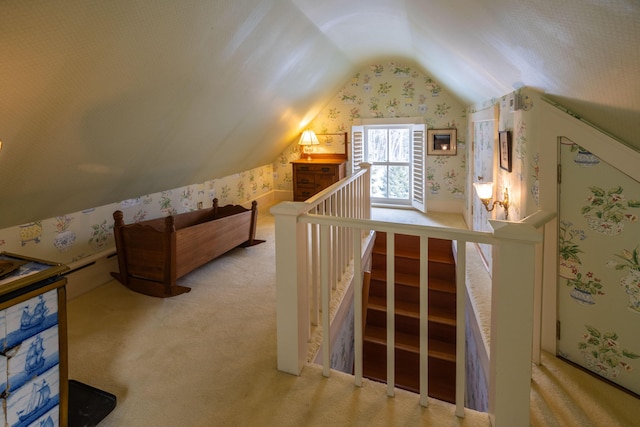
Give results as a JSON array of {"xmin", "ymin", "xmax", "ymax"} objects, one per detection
[
  {"xmin": 299, "ymin": 130, "xmax": 320, "ymax": 146},
  {"xmin": 473, "ymin": 181, "xmax": 494, "ymax": 200}
]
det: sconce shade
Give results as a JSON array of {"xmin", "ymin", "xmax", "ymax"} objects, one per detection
[
  {"xmin": 473, "ymin": 181, "xmax": 494, "ymax": 200},
  {"xmin": 473, "ymin": 181, "xmax": 510, "ymax": 220},
  {"xmin": 298, "ymin": 130, "xmax": 320, "ymax": 146}
]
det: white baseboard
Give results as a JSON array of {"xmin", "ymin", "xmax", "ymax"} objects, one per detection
[
  {"xmin": 64, "ymin": 251, "xmax": 118, "ymax": 300},
  {"xmin": 427, "ymin": 199, "xmax": 464, "ymax": 213},
  {"xmin": 242, "ymin": 190, "xmax": 290, "ymax": 215},
  {"xmin": 272, "ymin": 190, "xmax": 293, "ymax": 203}
]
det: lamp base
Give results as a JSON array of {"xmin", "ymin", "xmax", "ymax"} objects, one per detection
[{"xmin": 301, "ymin": 145, "xmax": 313, "ymax": 160}]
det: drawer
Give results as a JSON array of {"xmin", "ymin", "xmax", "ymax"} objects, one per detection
[
  {"xmin": 295, "ymin": 173, "xmax": 316, "ymax": 187},
  {"xmin": 295, "ymin": 164, "xmax": 337, "ymax": 174},
  {"xmin": 292, "ymin": 160, "xmax": 345, "ymax": 202},
  {"xmin": 295, "ymin": 188, "xmax": 317, "ymax": 200}
]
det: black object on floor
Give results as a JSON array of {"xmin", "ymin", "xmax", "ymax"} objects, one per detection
[{"xmin": 68, "ymin": 380, "xmax": 117, "ymax": 427}]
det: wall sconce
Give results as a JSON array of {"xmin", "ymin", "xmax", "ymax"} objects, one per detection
[
  {"xmin": 473, "ymin": 179, "xmax": 510, "ymax": 220},
  {"xmin": 298, "ymin": 130, "xmax": 319, "ymax": 160}
]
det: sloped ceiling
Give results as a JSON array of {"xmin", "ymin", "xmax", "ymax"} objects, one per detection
[{"xmin": 1, "ymin": 0, "xmax": 638, "ymax": 228}]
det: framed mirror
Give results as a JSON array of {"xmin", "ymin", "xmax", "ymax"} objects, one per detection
[{"xmin": 312, "ymin": 132, "xmax": 348, "ymax": 160}]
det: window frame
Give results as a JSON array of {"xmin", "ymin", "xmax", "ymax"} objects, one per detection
[
  {"xmin": 351, "ymin": 118, "xmax": 426, "ymax": 212},
  {"xmin": 365, "ymin": 124, "xmax": 413, "ymax": 205}
]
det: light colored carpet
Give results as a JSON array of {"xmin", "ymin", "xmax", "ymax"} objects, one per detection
[
  {"xmin": 66, "ymin": 211, "xmax": 639, "ymax": 426},
  {"xmin": 66, "ymin": 213, "xmax": 490, "ymax": 426},
  {"xmin": 530, "ymin": 353, "xmax": 639, "ymax": 427}
]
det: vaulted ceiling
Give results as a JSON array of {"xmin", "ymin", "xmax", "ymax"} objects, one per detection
[{"xmin": 1, "ymin": 0, "xmax": 638, "ymax": 228}]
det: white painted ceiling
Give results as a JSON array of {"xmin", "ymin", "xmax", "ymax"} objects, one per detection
[{"xmin": 1, "ymin": 0, "xmax": 639, "ymax": 228}]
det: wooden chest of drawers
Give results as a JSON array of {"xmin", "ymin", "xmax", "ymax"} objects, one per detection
[{"xmin": 292, "ymin": 159, "xmax": 346, "ymax": 201}]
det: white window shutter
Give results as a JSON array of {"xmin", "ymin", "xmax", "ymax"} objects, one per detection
[
  {"xmin": 411, "ymin": 124, "xmax": 426, "ymax": 213},
  {"xmin": 351, "ymin": 126, "xmax": 364, "ymax": 173}
]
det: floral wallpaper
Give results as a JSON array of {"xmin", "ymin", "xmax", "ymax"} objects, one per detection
[
  {"xmin": 557, "ymin": 140, "xmax": 640, "ymax": 395},
  {"xmin": 329, "ymin": 301, "xmax": 354, "ymax": 375},
  {"xmin": 496, "ymin": 89, "xmax": 536, "ymax": 221},
  {"xmin": 467, "ymin": 89, "xmax": 544, "ymax": 404},
  {"xmin": 469, "ymin": 88, "xmax": 640, "ymax": 397},
  {"xmin": 0, "ymin": 164, "xmax": 274, "ymax": 266},
  {"xmin": 472, "ymin": 119, "xmax": 495, "ymax": 266},
  {"xmin": 469, "ymin": 89, "xmax": 541, "ymax": 267},
  {"xmin": 273, "ymin": 145, "xmax": 298, "ymax": 192},
  {"xmin": 465, "ymin": 317, "xmax": 488, "ymax": 411},
  {"xmin": 273, "ymin": 60, "xmax": 468, "ymax": 204},
  {"xmin": 470, "ymin": 88, "xmax": 540, "ymax": 222}
]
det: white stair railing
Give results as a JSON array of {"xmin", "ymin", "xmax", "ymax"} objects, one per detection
[
  {"xmin": 272, "ymin": 165, "xmax": 371, "ymax": 374},
  {"xmin": 272, "ymin": 170, "xmax": 554, "ymax": 427}
]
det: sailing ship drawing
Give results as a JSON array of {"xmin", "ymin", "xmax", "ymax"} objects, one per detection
[
  {"xmin": 20, "ymin": 295, "xmax": 48, "ymax": 330},
  {"xmin": 25, "ymin": 335, "xmax": 46, "ymax": 374},
  {"xmin": 5, "ymin": 290, "xmax": 58, "ymax": 351},
  {"xmin": 17, "ymin": 379, "xmax": 51, "ymax": 422}
]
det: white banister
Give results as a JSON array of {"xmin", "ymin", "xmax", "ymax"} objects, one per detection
[
  {"xmin": 519, "ymin": 209, "xmax": 556, "ymax": 366},
  {"xmin": 353, "ymin": 230, "xmax": 364, "ymax": 387},
  {"xmin": 311, "ymin": 223, "xmax": 319, "ymax": 326},
  {"xmin": 487, "ymin": 219, "xmax": 543, "ymax": 427},
  {"xmin": 519, "ymin": 209, "xmax": 556, "ymax": 228},
  {"xmin": 272, "ymin": 166, "xmax": 372, "ymax": 374},
  {"xmin": 455, "ymin": 240, "xmax": 467, "ymax": 417},
  {"xmin": 419, "ymin": 236, "xmax": 430, "ymax": 407},
  {"xmin": 321, "ymin": 223, "xmax": 331, "ymax": 377},
  {"xmin": 271, "ymin": 201, "xmax": 311, "ymax": 375},
  {"xmin": 386, "ymin": 232, "xmax": 396, "ymax": 397},
  {"xmin": 272, "ymin": 170, "xmax": 554, "ymax": 426}
]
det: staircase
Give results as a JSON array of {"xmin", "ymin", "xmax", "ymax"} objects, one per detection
[{"xmin": 362, "ymin": 232, "xmax": 457, "ymax": 403}]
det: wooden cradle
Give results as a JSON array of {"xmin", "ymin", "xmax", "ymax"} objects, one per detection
[{"xmin": 111, "ymin": 199, "xmax": 262, "ymax": 298}]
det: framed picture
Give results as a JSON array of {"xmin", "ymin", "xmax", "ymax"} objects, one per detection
[
  {"xmin": 427, "ymin": 129, "xmax": 457, "ymax": 155},
  {"xmin": 499, "ymin": 131, "xmax": 512, "ymax": 172}
]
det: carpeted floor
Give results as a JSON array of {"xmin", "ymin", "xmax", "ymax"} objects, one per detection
[
  {"xmin": 66, "ymin": 213, "xmax": 490, "ymax": 426},
  {"xmin": 66, "ymin": 210, "xmax": 638, "ymax": 426}
]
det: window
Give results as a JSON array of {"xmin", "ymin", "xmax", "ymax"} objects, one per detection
[
  {"xmin": 367, "ymin": 126, "xmax": 411, "ymax": 202},
  {"xmin": 352, "ymin": 122, "xmax": 426, "ymax": 212}
]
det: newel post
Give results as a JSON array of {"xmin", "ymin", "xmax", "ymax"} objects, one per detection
[
  {"xmin": 488, "ymin": 220, "xmax": 543, "ymax": 426},
  {"xmin": 271, "ymin": 201, "xmax": 310, "ymax": 375}
]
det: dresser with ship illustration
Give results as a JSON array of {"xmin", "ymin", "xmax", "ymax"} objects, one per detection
[{"xmin": 0, "ymin": 253, "xmax": 69, "ymax": 427}]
